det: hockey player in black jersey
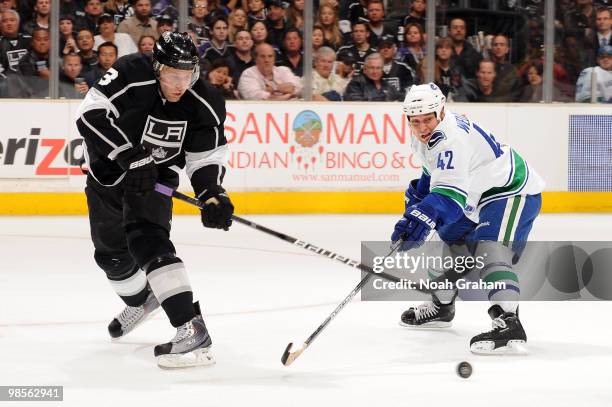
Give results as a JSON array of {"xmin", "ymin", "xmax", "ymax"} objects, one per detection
[{"xmin": 75, "ymin": 32, "xmax": 234, "ymax": 369}]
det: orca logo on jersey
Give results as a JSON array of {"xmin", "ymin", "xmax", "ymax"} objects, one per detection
[
  {"xmin": 427, "ymin": 131, "xmax": 446, "ymax": 150},
  {"xmin": 141, "ymin": 115, "xmax": 188, "ymax": 164}
]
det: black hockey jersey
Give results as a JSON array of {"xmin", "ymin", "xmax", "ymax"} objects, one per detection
[
  {"xmin": 0, "ymin": 34, "xmax": 32, "ymax": 73},
  {"xmin": 75, "ymin": 53, "xmax": 228, "ymax": 196}
]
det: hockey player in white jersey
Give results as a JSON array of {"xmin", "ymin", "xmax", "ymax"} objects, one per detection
[{"xmin": 391, "ymin": 83, "xmax": 545, "ymax": 354}]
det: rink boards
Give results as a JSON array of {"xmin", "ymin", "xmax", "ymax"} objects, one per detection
[{"xmin": 0, "ymin": 100, "xmax": 611, "ymax": 214}]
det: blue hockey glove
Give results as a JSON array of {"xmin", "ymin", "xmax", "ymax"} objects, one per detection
[
  {"xmin": 404, "ymin": 179, "xmax": 427, "ymax": 210},
  {"xmin": 391, "ymin": 203, "xmax": 438, "ymax": 251}
]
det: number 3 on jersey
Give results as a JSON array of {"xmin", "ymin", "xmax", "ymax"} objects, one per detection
[
  {"xmin": 98, "ymin": 68, "xmax": 119, "ymax": 86},
  {"xmin": 437, "ymin": 150, "xmax": 455, "ymax": 170}
]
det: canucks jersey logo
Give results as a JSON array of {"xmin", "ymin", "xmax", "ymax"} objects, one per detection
[
  {"xmin": 141, "ymin": 115, "xmax": 187, "ymax": 163},
  {"xmin": 427, "ymin": 131, "xmax": 446, "ymax": 150}
]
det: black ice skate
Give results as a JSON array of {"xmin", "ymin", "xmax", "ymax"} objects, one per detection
[
  {"xmin": 399, "ymin": 295, "xmax": 455, "ymax": 328},
  {"xmin": 154, "ymin": 302, "xmax": 214, "ymax": 369},
  {"xmin": 470, "ymin": 305, "xmax": 528, "ymax": 355},
  {"xmin": 108, "ymin": 289, "xmax": 160, "ymax": 339}
]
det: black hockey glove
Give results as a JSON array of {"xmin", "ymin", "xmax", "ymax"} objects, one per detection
[
  {"xmin": 198, "ymin": 185, "xmax": 234, "ymax": 231},
  {"xmin": 116, "ymin": 145, "xmax": 158, "ymax": 193}
]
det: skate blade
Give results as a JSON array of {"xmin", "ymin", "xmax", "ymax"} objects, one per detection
[
  {"xmin": 110, "ymin": 307, "xmax": 162, "ymax": 342},
  {"xmin": 398, "ymin": 320, "xmax": 452, "ymax": 329},
  {"xmin": 470, "ymin": 340, "xmax": 528, "ymax": 355},
  {"xmin": 157, "ymin": 347, "xmax": 216, "ymax": 369}
]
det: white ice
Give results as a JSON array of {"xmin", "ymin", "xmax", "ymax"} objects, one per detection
[{"xmin": 1, "ymin": 214, "xmax": 611, "ymax": 407}]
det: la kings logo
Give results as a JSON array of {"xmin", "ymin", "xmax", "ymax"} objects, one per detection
[{"xmin": 141, "ymin": 115, "xmax": 187, "ymax": 163}]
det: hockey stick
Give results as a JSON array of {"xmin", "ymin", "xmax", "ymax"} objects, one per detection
[
  {"xmin": 154, "ymin": 183, "xmax": 403, "ymax": 284},
  {"xmin": 280, "ymin": 239, "xmax": 404, "ymax": 366}
]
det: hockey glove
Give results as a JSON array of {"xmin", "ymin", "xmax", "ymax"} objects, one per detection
[
  {"xmin": 199, "ymin": 185, "xmax": 234, "ymax": 231},
  {"xmin": 391, "ymin": 203, "xmax": 438, "ymax": 251},
  {"xmin": 404, "ymin": 178, "xmax": 427, "ymax": 210},
  {"xmin": 116, "ymin": 145, "xmax": 158, "ymax": 193}
]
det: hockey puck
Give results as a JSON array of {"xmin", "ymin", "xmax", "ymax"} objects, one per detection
[{"xmin": 456, "ymin": 361, "xmax": 472, "ymax": 378}]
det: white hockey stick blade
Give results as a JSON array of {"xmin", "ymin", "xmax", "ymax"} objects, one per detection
[
  {"xmin": 281, "ymin": 342, "xmax": 307, "ymax": 366},
  {"xmin": 157, "ymin": 347, "xmax": 216, "ymax": 369}
]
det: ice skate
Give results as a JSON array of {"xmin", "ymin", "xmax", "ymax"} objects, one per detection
[
  {"xmin": 154, "ymin": 302, "xmax": 215, "ymax": 369},
  {"xmin": 470, "ymin": 305, "xmax": 528, "ymax": 355},
  {"xmin": 108, "ymin": 289, "xmax": 160, "ymax": 339},
  {"xmin": 399, "ymin": 295, "xmax": 455, "ymax": 328}
]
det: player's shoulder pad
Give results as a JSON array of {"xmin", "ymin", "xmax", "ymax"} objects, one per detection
[
  {"xmin": 114, "ymin": 52, "xmax": 155, "ymax": 77},
  {"xmin": 189, "ymin": 80, "xmax": 226, "ymax": 126}
]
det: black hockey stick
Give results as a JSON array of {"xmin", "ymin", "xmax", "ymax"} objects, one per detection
[
  {"xmin": 154, "ymin": 183, "xmax": 403, "ymax": 284},
  {"xmin": 280, "ymin": 239, "xmax": 404, "ymax": 366}
]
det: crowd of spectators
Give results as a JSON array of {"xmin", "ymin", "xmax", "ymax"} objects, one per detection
[{"xmin": 0, "ymin": 0, "xmax": 610, "ymax": 102}]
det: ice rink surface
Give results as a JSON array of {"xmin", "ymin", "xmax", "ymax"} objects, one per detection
[{"xmin": 1, "ymin": 213, "xmax": 611, "ymax": 407}]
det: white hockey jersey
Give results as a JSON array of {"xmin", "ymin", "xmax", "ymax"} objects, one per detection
[{"xmin": 410, "ymin": 109, "xmax": 545, "ymax": 222}]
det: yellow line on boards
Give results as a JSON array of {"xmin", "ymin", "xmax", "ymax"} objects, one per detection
[{"xmin": 1, "ymin": 192, "xmax": 611, "ymax": 215}]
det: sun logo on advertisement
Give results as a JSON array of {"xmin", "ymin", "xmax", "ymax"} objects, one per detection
[{"xmin": 289, "ymin": 110, "xmax": 324, "ymax": 171}]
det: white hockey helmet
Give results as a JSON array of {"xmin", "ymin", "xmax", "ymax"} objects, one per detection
[{"xmin": 402, "ymin": 83, "xmax": 446, "ymax": 118}]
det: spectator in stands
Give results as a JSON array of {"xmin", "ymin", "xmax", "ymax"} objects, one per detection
[
  {"xmin": 365, "ymin": 0, "xmax": 396, "ymax": 48},
  {"xmin": 378, "ymin": 39, "xmax": 414, "ymax": 99},
  {"xmin": 76, "ymin": 28, "xmax": 99, "ymax": 74},
  {"xmin": 564, "ymin": 0, "xmax": 597, "ymax": 44},
  {"xmin": 317, "ymin": 2, "xmax": 343, "ymax": 50},
  {"xmin": 137, "ymin": 34, "xmax": 155, "ymax": 54},
  {"xmin": 422, "ymin": 36, "xmax": 464, "ymax": 98},
  {"xmin": 59, "ymin": 15, "xmax": 76, "ymax": 56},
  {"xmin": 228, "ymin": 7, "xmax": 247, "ymax": 42},
  {"xmin": 94, "ymin": 13, "xmax": 138, "ymax": 57},
  {"xmin": 312, "ymin": 24, "xmax": 325, "ymax": 52},
  {"xmin": 401, "ymin": 0, "xmax": 426, "ymax": 28},
  {"xmin": 575, "ymin": 45, "xmax": 612, "ymax": 102},
  {"xmin": 227, "ymin": 29, "xmax": 254, "ymax": 85},
  {"xmin": 247, "ymin": 0, "xmax": 266, "ymax": 27},
  {"xmin": 286, "ymin": 0, "xmax": 304, "ymax": 32},
  {"xmin": 308, "ymin": 46, "xmax": 348, "ymax": 101},
  {"xmin": 398, "ymin": 22, "xmax": 425, "ymax": 75},
  {"xmin": 156, "ymin": 14, "xmax": 175, "ymax": 36},
  {"xmin": 104, "ymin": 0, "xmax": 133, "ymax": 26},
  {"xmin": 60, "ymin": 0, "xmax": 87, "ymax": 23},
  {"xmin": 341, "ymin": 0, "xmax": 367, "ymax": 27},
  {"xmin": 21, "ymin": 0, "xmax": 49, "ymax": 36},
  {"xmin": 336, "ymin": 21, "xmax": 376, "ymax": 73},
  {"xmin": 265, "ymin": 0, "xmax": 288, "ymax": 49},
  {"xmin": 152, "ymin": 0, "xmax": 179, "ymax": 21},
  {"xmin": 238, "ymin": 42, "xmax": 302, "ymax": 100},
  {"xmin": 117, "ymin": 0, "xmax": 158, "ymax": 45},
  {"xmin": 59, "ymin": 53, "xmax": 88, "ymax": 98},
  {"xmin": 0, "ymin": 9, "xmax": 31, "ymax": 74},
  {"xmin": 594, "ymin": 8, "xmax": 611, "ymax": 55},
  {"xmin": 344, "ymin": 52, "xmax": 401, "ymax": 101},
  {"xmin": 278, "ymin": 28, "xmax": 303, "ymax": 77},
  {"xmin": 454, "ymin": 59, "xmax": 510, "ymax": 102},
  {"xmin": 200, "ymin": 16, "xmax": 232, "ymax": 71},
  {"xmin": 448, "ymin": 17, "xmax": 482, "ymax": 79},
  {"xmin": 84, "ymin": 41, "xmax": 117, "ymax": 86},
  {"xmin": 189, "ymin": 0, "xmax": 211, "ymax": 46},
  {"xmin": 82, "ymin": 0, "xmax": 106, "ymax": 34},
  {"xmin": 336, "ymin": 53, "xmax": 356, "ymax": 81},
  {"xmin": 517, "ymin": 61, "xmax": 544, "ymax": 102},
  {"xmin": 490, "ymin": 34, "xmax": 520, "ymax": 101},
  {"xmin": 17, "ymin": 27, "xmax": 49, "ymax": 78},
  {"xmin": 386, "ymin": 0, "xmax": 411, "ymax": 22},
  {"xmin": 205, "ymin": 0, "xmax": 227, "ymax": 18},
  {"xmin": 206, "ymin": 58, "xmax": 236, "ymax": 99},
  {"xmin": 250, "ymin": 20, "xmax": 269, "ymax": 46}
]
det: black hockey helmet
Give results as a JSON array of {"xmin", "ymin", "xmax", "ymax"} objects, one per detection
[{"xmin": 153, "ymin": 32, "xmax": 200, "ymax": 86}]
